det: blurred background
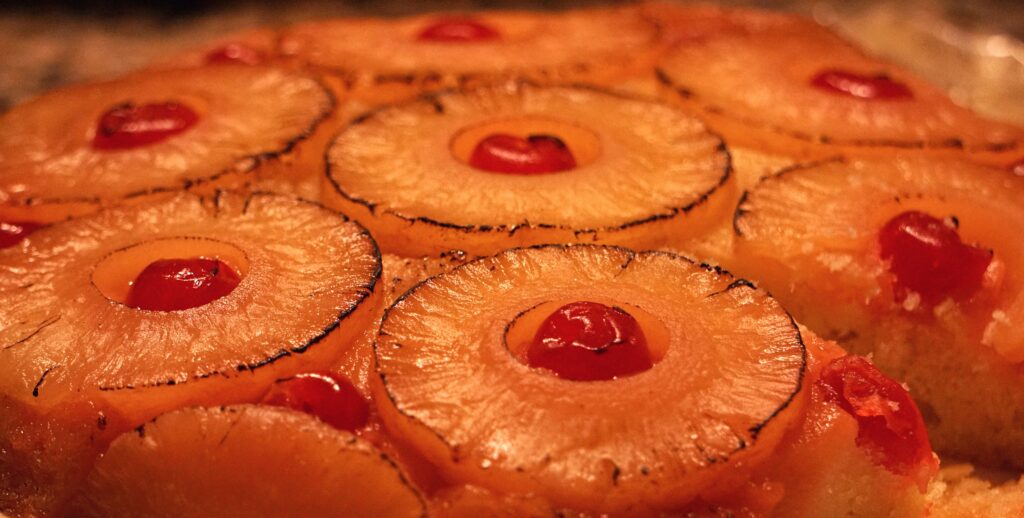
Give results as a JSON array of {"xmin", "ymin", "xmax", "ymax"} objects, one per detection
[{"xmin": 1, "ymin": 0, "xmax": 1022, "ymax": 123}]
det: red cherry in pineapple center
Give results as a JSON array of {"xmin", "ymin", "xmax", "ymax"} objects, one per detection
[
  {"xmin": 817, "ymin": 355, "xmax": 938, "ymax": 488},
  {"xmin": 527, "ymin": 301, "xmax": 653, "ymax": 381},
  {"xmin": 0, "ymin": 221, "xmax": 41, "ymax": 249},
  {"xmin": 92, "ymin": 101, "xmax": 199, "ymax": 151},
  {"xmin": 879, "ymin": 210, "xmax": 992, "ymax": 307},
  {"xmin": 261, "ymin": 373, "xmax": 370, "ymax": 432},
  {"xmin": 417, "ymin": 18, "xmax": 500, "ymax": 42},
  {"xmin": 811, "ymin": 69, "xmax": 913, "ymax": 100},
  {"xmin": 126, "ymin": 257, "xmax": 241, "ymax": 311},
  {"xmin": 205, "ymin": 43, "xmax": 265, "ymax": 65},
  {"xmin": 469, "ymin": 133, "xmax": 577, "ymax": 175}
]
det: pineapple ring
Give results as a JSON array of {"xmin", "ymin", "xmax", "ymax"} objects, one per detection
[
  {"xmin": 655, "ymin": 26, "xmax": 1023, "ymax": 154},
  {"xmin": 280, "ymin": 7, "xmax": 656, "ymax": 82},
  {"xmin": 0, "ymin": 66, "xmax": 333, "ymax": 222},
  {"xmin": 148, "ymin": 28, "xmax": 279, "ymax": 70},
  {"xmin": 733, "ymin": 156, "xmax": 1024, "ymax": 467},
  {"xmin": 374, "ymin": 245, "xmax": 806, "ymax": 513},
  {"xmin": 0, "ymin": 191, "xmax": 381, "ymax": 427},
  {"xmin": 69, "ymin": 405, "xmax": 425, "ymax": 517},
  {"xmin": 325, "ymin": 83, "xmax": 733, "ymax": 256}
]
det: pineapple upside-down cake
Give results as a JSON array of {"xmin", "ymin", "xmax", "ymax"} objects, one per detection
[{"xmin": 2, "ymin": 1, "xmax": 1024, "ymax": 516}]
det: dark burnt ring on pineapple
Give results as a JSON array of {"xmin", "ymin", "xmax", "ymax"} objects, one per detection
[
  {"xmin": 102, "ymin": 192, "xmax": 383, "ymax": 391},
  {"xmin": 730, "ymin": 155, "xmax": 1024, "ymax": 468},
  {"xmin": 279, "ymin": 7, "xmax": 659, "ymax": 88},
  {"xmin": 0, "ymin": 191, "xmax": 382, "ymax": 404},
  {"xmin": 658, "ymin": 71, "xmax": 994, "ymax": 151},
  {"xmin": 379, "ymin": 244, "xmax": 810, "ymax": 430},
  {"xmin": 653, "ymin": 28, "xmax": 1023, "ymax": 154},
  {"xmin": 69, "ymin": 405, "xmax": 427, "ymax": 517},
  {"xmin": 325, "ymin": 82, "xmax": 734, "ymax": 256},
  {"xmin": 373, "ymin": 244, "xmax": 807, "ymax": 511},
  {"xmin": 0, "ymin": 67, "xmax": 337, "ymax": 221},
  {"xmin": 732, "ymin": 156, "xmax": 847, "ymax": 238}
]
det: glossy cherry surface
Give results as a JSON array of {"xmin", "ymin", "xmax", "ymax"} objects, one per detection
[
  {"xmin": 526, "ymin": 301, "xmax": 653, "ymax": 381},
  {"xmin": 469, "ymin": 134, "xmax": 577, "ymax": 175},
  {"xmin": 417, "ymin": 18, "xmax": 500, "ymax": 42},
  {"xmin": 817, "ymin": 355, "xmax": 937, "ymax": 485},
  {"xmin": 811, "ymin": 69, "xmax": 913, "ymax": 100},
  {"xmin": 879, "ymin": 211, "xmax": 992, "ymax": 306},
  {"xmin": 261, "ymin": 373, "xmax": 370, "ymax": 432},
  {"xmin": 0, "ymin": 221, "xmax": 41, "ymax": 249},
  {"xmin": 126, "ymin": 258, "xmax": 241, "ymax": 311},
  {"xmin": 92, "ymin": 102, "xmax": 200, "ymax": 151}
]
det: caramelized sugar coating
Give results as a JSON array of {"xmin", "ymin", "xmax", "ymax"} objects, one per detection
[
  {"xmin": 0, "ymin": 192, "xmax": 382, "ymax": 512},
  {"xmin": 734, "ymin": 156, "xmax": 1024, "ymax": 468},
  {"xmin": 656, "ymin": 21, "xmax": 1023, "ymax": 157},
  {"xmin": 69, "ymin": 405, "xmax": 425, "ymax": 517},
  {"xmin": 373, "ymin": 245, "xmax": 806, "ymax": 513},
  {"xmin": 0, "ymin": 191, "xmax": 380, "ymax": 416},
  {"xmin": 280, "ymin": 7, "xmax": 657, "ymax": 83},
  {"xmin": 325, "ymin": 83, "xmax": 733, "ymax": 256},
  {"xmin": 0, "ymin": 67, "xmax": 332, "ymax": 222}
]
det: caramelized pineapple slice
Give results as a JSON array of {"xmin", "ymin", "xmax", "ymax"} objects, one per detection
[
  {"xmin": 656, "ymin": 22, "xmax": 1023, "ymax": 158},
  {"xmin": 734, "ymin": 156, "xmax": 1024, "ymax": 468},
  {"xmin": 0, "ymin": 191, "xmax": 381, "ymax": 510},
  {"xmin": 373, "ymin": 245, "xmax": 806, "ymax": 513},
  {"xmin": 69, "ymin": 405, "xmax": 424, "ymax": 517},
  {"xmin": 324, "ymin": 83, "xmax": 733, "ymax": 256},
  {"xmin": 0, "ymin": 66, "xmax": 333, "ymax": 223},
  {"xmin": 148, "ymin": 28, "xmax": 279, "ymax": 70},
  {"xmin": 281, "ymin": 7, "xmax": 656, "ymax": 86},
  {"xmin": 0, "ymin": 191, "xmax": 380, "ymax": 513}
]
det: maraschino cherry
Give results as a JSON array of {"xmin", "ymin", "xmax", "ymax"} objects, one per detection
[
  {"xmin": 469, "ymin": 134, "xmax": 577, "ymax": 174},
  {"xmin": 261, "ymin": 373, "xmax": 370, "ymax": 432},
  {"xmin": 93, "ymin": 102, "xmax": 199, "ymax": 151},
  {"xmin": 126, "ymin": 258, "xmax": 241, "ymax": 311},
  {"xmin": 817, "ymin": 355, "xmax": 938, "ymax": 487},
  {"xmin": 811, "ymin": 69, "xmax": 913, "ymax": 100},
  {"xmin": 418, "ymin": 18, "xmax": 500, "ymax": 42},
  {"xmin": 879, "ymin": 211, "xmax": 992, "ymax": 306},
  {"xmin": 0, "ymin": 221, "xmax": 41, "ymax": 249},
  {"xmin": 527, "ymin": 301, "xmax": 653, "ymax": 381}
]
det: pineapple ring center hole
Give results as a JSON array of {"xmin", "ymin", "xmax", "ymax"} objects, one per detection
[
  {"xmin": 450, "ymin": 117, "xmax": 602, "ymax": 169},
  {"xmin": 503, "ymin": 300, "xmax": 670, "ymax": 374},
  {"xmin": 91, "ymin": 237, "xmax": 250, "ymax": 305}
]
